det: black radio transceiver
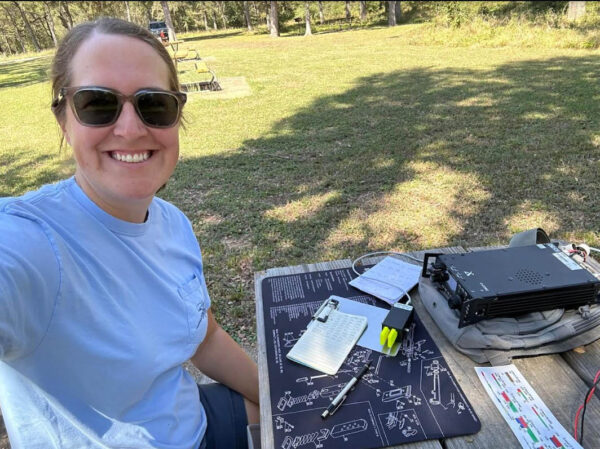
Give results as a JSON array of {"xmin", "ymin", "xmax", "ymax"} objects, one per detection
[{"xmin": 422, "ymin": 244, "xmax": 600, "ymax": 327}]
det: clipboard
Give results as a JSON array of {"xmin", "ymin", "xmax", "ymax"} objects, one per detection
[{"xmin": 286, "ymin": 297, "xmax": 368, "ymax": 375}]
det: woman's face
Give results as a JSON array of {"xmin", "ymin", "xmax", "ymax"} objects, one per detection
[{"xmin": 60, "ymin": 33, "xmax": 180, "ymax": 222}]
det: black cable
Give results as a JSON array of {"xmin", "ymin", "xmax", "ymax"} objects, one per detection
[{"xmin": 579, "ymin": 375, "xmax": 600, "ymax": 445}]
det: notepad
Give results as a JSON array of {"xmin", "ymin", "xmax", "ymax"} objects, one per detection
[
  {"xmin": 349, "ymin": 256, "xmax": 421, "ymax": 305},
  {"xmin": 286, "ymin": 297, "xmax": 368, "ymax": 375}
]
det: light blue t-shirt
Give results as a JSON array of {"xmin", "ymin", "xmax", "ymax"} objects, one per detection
[{"xmin": 0, "ymin": 177, "xmax": 210, "ymax": 449}]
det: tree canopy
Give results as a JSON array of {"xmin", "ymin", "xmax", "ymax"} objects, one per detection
[{"xmin": 0, "ymin": 1, "xmax": 593, "ymax": 56}]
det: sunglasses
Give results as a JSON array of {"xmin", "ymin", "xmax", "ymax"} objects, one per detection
[{"xmin": 54, "ymin": 86, "xmax": 187, "ymax": 128}]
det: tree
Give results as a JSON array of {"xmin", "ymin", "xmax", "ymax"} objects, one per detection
[
  {"xmin": 243, "ymin": 1, "xmax": 253, "ymax": 30},
  {"xmin": 1, "ymin": 3, "xmax": 26, "ymax": 52},
  {"xmin": 360, "ymin": 1, "xmax": 367, "ymax": 21},
  {"xmin": 43, "ymin": 1, "xmax": 57, "ymax": 46},
  {"xmin": 160, "ymin": 1, "xmax": 177, "ymax": 41},
  {"xmin": 318, "ymin": 1, "xmax": 324, "ymax": 24},
  {"xmin": 345, "ymin": 1, "xmax": 351, "ymax": 21},
  {"xmin": 304, "ymin": 1, "xmax": 311, "ymax": 36},
  {"xmin": 217, "ymin": 1, "xmax": 228, "ymax": 29},
  {"xmin": 269, "ymin": 0, "xmax": 279, "ymax": 37},
  {"xmin": 125, "ymin": 1, "xmax": 131, "ymax": 21},
  {"xmin": 395, "ymin": 1, "xmax": 402, "ymax": 23},
  {"xmin": 13, "ymin": 1, "xmax": 40, "ymax": 51},
  {"xmin": 59, "ymin": 1, "xmax": 74, "ymax": 30},
  {"xmin": 387, "ymin": 1, "xmax": 396, "ymax": 26},
  {"xmin": 212, "ymin": 10, "xmax": 218, "ymax": 29},
  {"xmin": 265, "ymin": 1, "xmax": 271, "ymax": 29},
  {"xmin": 567, "ymin": 1, "xmax": 586, "ymax": 20}
]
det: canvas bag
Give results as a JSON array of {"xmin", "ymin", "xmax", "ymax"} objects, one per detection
[{"xmin": 418, "ymin": 228, "xmax": 600, "ymax": 365}]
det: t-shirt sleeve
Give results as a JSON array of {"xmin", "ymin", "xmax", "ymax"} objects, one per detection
[{"xmin": 0, "ymin": 212, "xmax": 60, "ymax": 360}]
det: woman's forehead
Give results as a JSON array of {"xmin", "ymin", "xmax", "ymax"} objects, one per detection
[{"xmin": 69, "ymin": 33, "xmax": 171, "ymax": 90}]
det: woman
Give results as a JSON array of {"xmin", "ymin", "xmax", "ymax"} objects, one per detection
[{"xmin": 0, "ymin": 18, "xmax": 258, "ymax": 449}]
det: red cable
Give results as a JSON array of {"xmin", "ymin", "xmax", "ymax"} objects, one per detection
[{"xmin": 574, "ymin": 368, "xmax": 600, "ymax": 440}]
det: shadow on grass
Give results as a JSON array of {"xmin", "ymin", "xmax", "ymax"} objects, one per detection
[
  {"xmin": 2, "ymin": 52, "xmax": 599, "ymax": 330},
  {"xmin": 0, "ymin": 56, "xmax": 52, "ymax": 89},
  {"xmin": 167, "ymin": 54, "xmax": 600, "ymax": 287},
  {"xmin": 0, "ymin": 150, "xmax": 73, "ymax": 198},
  {"xmin": 181, "ymin": 31, "xmax": 243, "ymax": 42}
]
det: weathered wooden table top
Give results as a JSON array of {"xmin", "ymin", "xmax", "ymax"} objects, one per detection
[{"xmin": 254, "ymin": 247, "xmax": 600, "ymax": 449}]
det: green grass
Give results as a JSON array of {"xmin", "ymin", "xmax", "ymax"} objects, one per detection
[{"xmin": 2, "ymin": 24, "xmax": 600, "ymax": 342}]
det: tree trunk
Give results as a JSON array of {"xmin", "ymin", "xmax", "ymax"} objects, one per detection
[
  {"xmin": 567, "ymin": 1, "xmax": 586, "ymax": 20},
  {"xmin": 125, "ymin": 1, "xmax": 131, "ymax": 21},
  {"xmin": 360, "ymin": 1, "xmax": 367, "ymax": 21},
  {"xmin": 13, "ymin": 1, "xmax": 40, "ymax": 51},
  {"xmin": 160, "ymin": 1, "xmax": 177, "ymax": 41},
  {"xmin": 318, "ymin": 1, "xmax": 324, "ymax": 24},
  {"xmin": 212, "ymin": 11, "xmax": 218, "ymax": 30},
  {"xmin": 1, "ymin": 4, "xmax": 26, "ymax": 52},
  {"xmin": 43, "ymin": 1, "xmax": 58, "ymax": 47},
  {"xmin": 143, "ymin": 1, "xmax": 153, "ymax": 22},
  {"xmin": 345, "ymin": 1, "xmax": 351, "ymax": 21},
  {"xmin": 2, "ymin": 33, "xmax": 14, "ymax": 55},
  {"xmin": 387, "ymin": 1, "xmax": 396, "ymax": 26},
  {"xmin": 61, "ymin": 1, "xmax": 73, "ymax": 29},
  {"xmin": 218, "ymin": 1, "xmax": 228, "ymax": 29},
  {"xmin": 304, "ymin": 1, "xmax": 312, "ymax": 36},
  {"xmin": 243, "ymin": 1, "xmax": 253, "ymax": 31},
  {"xmin": 395, "ymin": 1, "xmax": 402, "ymax": 22},
  {"xmin": 202, "ymin": 10, "xmax": 209, "ymax": 31},
  {"xmin": 269, "ymin": 0, "xmax": 279, "ymax": 37}
]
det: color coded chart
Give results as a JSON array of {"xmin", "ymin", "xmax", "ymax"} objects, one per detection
[{"xmin": 475, "ymin": 365, "xmax": 582, "ymax": 449}]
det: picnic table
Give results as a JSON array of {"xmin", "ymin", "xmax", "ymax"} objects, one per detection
[{"xmin": 254, "ymin": 246, "xmax": 600, "ymax": 449}]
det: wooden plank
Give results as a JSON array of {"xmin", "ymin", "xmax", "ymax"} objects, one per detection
[
  {"xmin": 514, "ymin": 355, "xmax": 600, "ymax": 446},
  {"xmin": 254, "ymin": 258, "xmax": 443, "ymax": 449},
  {"xmin": 562, "ymin": 340, "xmax": 600, "ymax": 395},
  {"xmin": 255, "ymin": 271, "xmax": 273, "ymax": 449},
  {"xmin": 561, "ymin": 251, "xmax": 600, "ymax": 396}
]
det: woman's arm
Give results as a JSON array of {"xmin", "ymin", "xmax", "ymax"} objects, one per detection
[
  {"xmin": 190, "ymin": 309, "xmax": 259, "ymax": 405},
  {"xmin": 0, "ymin": 213, "xmax": 60, "ymax": 360}
]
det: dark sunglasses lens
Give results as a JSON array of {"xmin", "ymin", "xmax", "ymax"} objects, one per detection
[
  {"xmin": 72, "ymin": 89, "xmax": 119, "ymax": 125},
  {"xmin": 137, "ymin": 92, "xmax": 180, "ymax": 127}
]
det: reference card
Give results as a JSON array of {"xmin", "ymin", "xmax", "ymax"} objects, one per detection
[{"xmin": 475, "ymin": 364, "xmax": 583, "ymax": 449}]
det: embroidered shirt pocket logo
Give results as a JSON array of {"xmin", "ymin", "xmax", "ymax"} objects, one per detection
[{"xmin": 177, "ymin": 274, "xmax": 209, "ymax": 343}]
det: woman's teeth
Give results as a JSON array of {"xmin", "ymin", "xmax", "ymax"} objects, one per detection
[{"xmin": 111, "ymin": 151, "xmax": 151, "ymax": 163}]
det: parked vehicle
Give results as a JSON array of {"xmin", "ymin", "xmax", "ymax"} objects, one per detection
[{"xmin": 148, "ymin": 20, "xmax": 169, "ymax": 42}]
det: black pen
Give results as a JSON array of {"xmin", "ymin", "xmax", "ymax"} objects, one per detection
[{"xmin": 321, "ymin": 361, "xmax": 371, "ymax": 419}]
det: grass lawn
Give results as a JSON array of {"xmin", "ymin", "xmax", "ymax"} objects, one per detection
[{"xmin": 1, "ymin": 24, "xmax": 600, "ymax": 342}]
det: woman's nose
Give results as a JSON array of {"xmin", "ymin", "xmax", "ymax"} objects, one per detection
[{"xmin": 113, "ymin": 101, "xmax": 148, "ymax": 138}]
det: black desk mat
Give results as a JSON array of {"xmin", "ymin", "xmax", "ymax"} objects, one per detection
[{"xmin": 261, "ymin": 267, "xmax": 480, "ymax": 449}]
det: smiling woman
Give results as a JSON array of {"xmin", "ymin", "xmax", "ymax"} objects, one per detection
[{"xmin": 0, "ymin": 18, "xmax": 258, "ymax": 449}]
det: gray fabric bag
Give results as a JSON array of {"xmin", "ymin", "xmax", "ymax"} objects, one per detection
[{"xmin": 418, "ymin": 229, "xmax": 600, "ymax": 365}]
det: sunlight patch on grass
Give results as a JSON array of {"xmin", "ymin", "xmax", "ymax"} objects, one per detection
[
  {"xmin": 373, "ymin": 157, "xmax": 395, "ymax": 169},
  {"xmin": 264, "ymin": 191, "xmax": 341, "ymax": 223},
  {"xmin": 327, "ymin": 161, "xmax": 489, "ymax": 249},
  {"xmin": 455, "ymin": 94, "xmax": 497, "ymax": 107},
  {"xmin": 523, "ymin": 112, "xmax": 551, "ymax": 120},
  {"xmin": 506, "ymin": 201, "xmax": 560, "ymax": 235}
]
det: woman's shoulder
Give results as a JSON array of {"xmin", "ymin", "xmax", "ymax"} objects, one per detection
[
  {"xmin": 0, "ymin": 178, "xmax": 73, "ymax": 216},
  {"xmin": 152, "ymin": 195, "xmax": 191, "ymax": 225},
  {"xmin": 0, "ymin": 179, "xmax": 73, "ymax": 261},
  {"xmin": 151, "ymin": 196, "xmax": 199, "ymax": 246}
]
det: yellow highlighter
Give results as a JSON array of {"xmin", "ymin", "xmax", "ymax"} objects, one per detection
[
  {"xmin": 380, "ymin": 302, "xmax": 415, "ymax": 352},
  {"xmin": 380, "ymin": 326, "xmax": 390, "ymax": 345},
  {"xmin": 387, "ymin": 328, "xmax": 398, "ymax": 348}
]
